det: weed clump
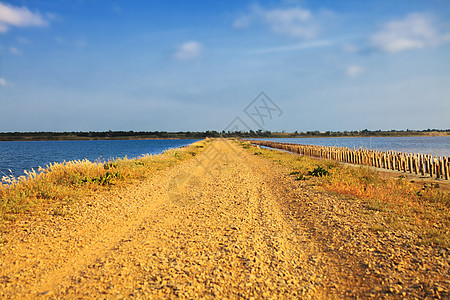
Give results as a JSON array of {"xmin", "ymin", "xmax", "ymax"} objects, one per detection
[{"xmin": 308, "ymin": 166, "xmax": 330, "ymax": 177}]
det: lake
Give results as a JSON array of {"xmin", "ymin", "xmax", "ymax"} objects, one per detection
[
  {"xmin": 250, "ymin": 136, "xmax": 450, "ymax": 157},
  {"xmin": 2, "ymin": 137, "xmax": 449, "ymax": 179},
  {"xmin": 0, "ymin": 139, "xmax": 200, "ymax": 178}
]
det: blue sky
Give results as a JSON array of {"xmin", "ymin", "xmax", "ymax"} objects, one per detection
[{"xmin": 0, "ymin": 0, "xmax": 449, "ymax": 132}]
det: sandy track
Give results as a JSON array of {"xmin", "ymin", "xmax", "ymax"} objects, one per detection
[{"xmin": 1, "ymin": 139, "xmax": 448, "ymax": 299}]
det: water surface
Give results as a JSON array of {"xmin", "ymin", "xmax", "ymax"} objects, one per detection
[
  {"xmin": 251, "ymin": 136, "xmax": 450, "ymax": 157},
  {"xmin": 0, "ymin": 139, "xmax": 200, "ymax": 177}
]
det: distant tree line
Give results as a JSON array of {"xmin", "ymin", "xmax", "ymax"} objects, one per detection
[
  {"xmin": 0, "ymin": 129, "xmax": 447, "ymax": 141},
  {"xmin": 283, "ymin": 128, "xmax": 450, "ymax": 138},
  {"xmin": 0, "ymin": 130, "xmax": 272, "ymax": 141}
]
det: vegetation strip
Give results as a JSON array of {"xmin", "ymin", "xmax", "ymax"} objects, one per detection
[
  {"xmin": 239, "ymin": 140, "xmax": 449, "ymax": 247},
  {"xmin": 0, "ymin": 129, "xmax": 448, "ymax": 141},
  {"xmin": 0, "ymin": 139, "xmax": 210, "ymax": 223},
  {"xmin": 249, "ymin": 140, "xmax": 450, "ymax": 180}
]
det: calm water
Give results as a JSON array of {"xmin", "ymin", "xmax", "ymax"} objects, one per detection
[
  {"xmin": 0, "ymin": 139, "xmax": 200, "ymax": 177},
  {"xmin": 251, "ymin": 136, "xmax": 450, "ymax": 157}
]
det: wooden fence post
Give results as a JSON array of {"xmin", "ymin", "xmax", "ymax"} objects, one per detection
[{"xmin": 247, "ymin": 140, "xmax": 448, "ymax": 180}]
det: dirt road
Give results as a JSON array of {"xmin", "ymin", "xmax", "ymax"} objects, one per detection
[{"xmin": 0, "ymin": 139, "xmax": 448, "ymax": 299}]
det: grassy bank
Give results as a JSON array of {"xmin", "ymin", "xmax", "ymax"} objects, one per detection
[
  {"xmin": 238, "ymin": 140, "xmax": 450, "ymax": 247},
  {"xmin": 0, "ymin": 139, "xmax": 209, "ymax": 223}
]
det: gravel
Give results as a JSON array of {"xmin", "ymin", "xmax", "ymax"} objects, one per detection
[{"xmin": 0, "ymin": 139, "xmax": 448, "ymax": 299}]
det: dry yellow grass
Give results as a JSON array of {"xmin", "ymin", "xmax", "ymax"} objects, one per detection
[
  {"xmin": 240, "ymin": 140, "xmax": 450, "ymax": 247},
  {"xmin": 0, "ymin": 139, "xmax": 209, "ymax": 222}
]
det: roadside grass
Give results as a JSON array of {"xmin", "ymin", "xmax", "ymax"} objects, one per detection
[
  {"xmin": 0, "ymin": 139, "xmax": 210, "ymax": 223},
  {"xmin": 239, "ymin": 140, "xmax": 450, "ymax": 247}
]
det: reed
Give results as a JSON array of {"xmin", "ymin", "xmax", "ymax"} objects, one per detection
[{"xmin": 0, "ymin": 139, "xmax": 210, "ymax": 221}]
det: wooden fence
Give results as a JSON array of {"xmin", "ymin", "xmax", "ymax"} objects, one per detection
[{"xmin": 248, "ymin": 140, "xmax": 450, "ymax": 180}]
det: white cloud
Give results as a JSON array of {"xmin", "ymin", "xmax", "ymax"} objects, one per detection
[
  {"xmin": 0, "ymin": 2, "xmax": 48, "ymax": 33},
  {"xmin": 56, "ymin": 36, "xmax": 87, "ymax": 49},
  {"xmin": 9, "ymin": 46, "xmax": 22, "ymax": 55},
  {"xmin": 75, "ymin": 39, "xmax": 87, "ymax": 48},
  {"xmin": 0, "ymin": 78, "xmax": 8, "ymax": 86},
  {"xmin": 17, "ymin": 37, "xmax": 30, "ymax": 44},
  {"xmin": 264, "ymin": 8, "xmax": 315, "ymax": 38},
  {"xmin": 174, "ymin": 41, "xmax": 202, "ymax": 60},
  {"xmin": 251, "ymin": 39, "xmax": 332, "ymax": 54},
  {"xmin": 233, "ymin": 5, "xmax": 318, "ymax": 38},
  {"xmin": 371, "ymin": 13, "xmax": 450, "ymax": 53},
  {"xmin": 45, "ymin": 12, "xmax": 61, "ymax": 22},
  {"xmin": 112, "ymin": 5, "xmax": 122, "ymax": 14},
  {"xmin": 232, "ymin": 15, "xmax": 252, "ymax": 29},
  {"xmin": 342, "ymin": 43, "xmax": 358, "ymax": 53},
  {"xmin": 346, "ymin": 65, "xmax": 364, "ymax": 78}
]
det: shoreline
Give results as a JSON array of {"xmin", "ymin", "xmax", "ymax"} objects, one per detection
[
  {"xmin": 0, "ymin": 140, "xmax": 199, "ymax": 178},
  {"xmin": 1, "ymin": 133, "xmax": 448, "ymax": 142},
  {"xmin": 0, "ymin": 137, "xmax": 201, "ymax": 142},
  {"xmin": 252, "ymin": 133, "xmax": 450, "ymax": 139},
  {"xmin": 0, "ymin": 131, "xmax": 448, "ymax": 142}
]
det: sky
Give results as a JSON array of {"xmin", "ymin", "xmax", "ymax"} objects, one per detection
[{"xmin": 0, "ymin": 0, "xmax": 449, "ymax": 133}]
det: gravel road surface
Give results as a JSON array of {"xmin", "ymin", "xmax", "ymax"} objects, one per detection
[{"xmin": 0, "ymin": 139, "xmax": 448, "ymax": 299}]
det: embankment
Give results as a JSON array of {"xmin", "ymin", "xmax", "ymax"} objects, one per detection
[{"xmin": 0, "ymin": 139, "xmax": 448, "ymax": 298}]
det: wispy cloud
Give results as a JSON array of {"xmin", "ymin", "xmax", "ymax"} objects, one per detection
[
  {"xmin": 342, "ymin": 43, "xmax": 358, "ymax": 53},
  {"xmin": 0, "ymin": 2, "xmax": 48, "ymax": 33},
  {"xmin": 56, "ymin": 36, "xmax": 87, "ymax": 49},
  {"xmin": 45, "ymin": 12, "xmax": 61, "ymax": 23},
  {"xmin": 371, "ymin": 13, "xmax": 450, "ymax": 53},
  {"xmin": 112, "ymin": 5, "xmax": 122, "ymax": 14},
  {"xmin": 0, "ymin": 77, "xmax": 8, "ymax": 86},
  {"xmin": 9, "ymin": 46, "xmax": 22, "ymax": 55},
  {"xmin": 232, "ymin": 15, "xmax": 252, "ymax": 29},
  {"xmin": 174, "ymin": 41, "xmax": 202, "ymax": 60},
  {"xmin": 233, "ymin": 5, "xmax": 318, "ymax": 39},
  {"xmin": 75, "ymin": 39, "xmax": 87, "ymax": 48},
  {"xmin": 250, "ymin": 39, "xmax": 332, "ymax": 54},
  {"xmin": 346, "ymin": 65, "xmax": 364, "ymax": 78},
  {"xmin": 17, "ymin": 36, "xmax": 30, "ymax": 44}
]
